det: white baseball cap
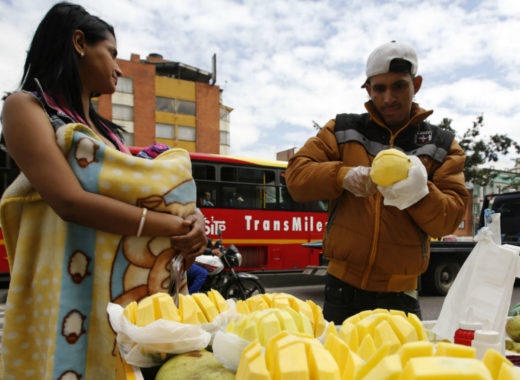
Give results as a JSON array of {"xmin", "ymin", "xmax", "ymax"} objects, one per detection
[{"xmin": 363, "ymin": 41, "xmax": 418, "ymax": 87}]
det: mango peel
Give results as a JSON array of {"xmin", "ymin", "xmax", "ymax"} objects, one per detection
[{"xmin": 370, "ymin": 148, "xmax": 412, "ymax": 186}]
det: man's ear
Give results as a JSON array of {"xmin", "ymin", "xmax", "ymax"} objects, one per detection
[
  {"xmin": 413, "ymin": 75, "xmax": 423, "ymax": 94},
  {"xmin": 364, "ymin": 83, "xmax": 372, "ymax": 97},
  {"xmin": 72, "ymin": 29, "xmax": 86, "ymax": 56}
]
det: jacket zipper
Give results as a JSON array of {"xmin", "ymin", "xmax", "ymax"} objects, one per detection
[{"xmin": 359, "ymin": 127, "xmax": 401, "ymax": 289}]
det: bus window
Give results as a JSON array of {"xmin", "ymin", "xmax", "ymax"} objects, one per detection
[
  {"xmin": 279, "ymin": 171, "xmax": 328, "ymax": 212},
  {"xmin": 192, "ymin": 163, "xmax": 216, "ymax": 181}
]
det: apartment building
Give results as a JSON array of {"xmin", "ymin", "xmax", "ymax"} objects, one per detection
[{"xmin": 95, "ymin": 53, "xmax": 231, "ymax": 154}]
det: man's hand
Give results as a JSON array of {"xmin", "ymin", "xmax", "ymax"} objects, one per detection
[
  {"xmin": 170, "ymin": 211, "xmax": 207, "ymax": 267},
  {"xmin": 378, "ymin": 155, "xmax": 429, "ymax": 209},
  {"xmin": 342, "ymin": 166, "xmax": 377, "ymax": 197}
]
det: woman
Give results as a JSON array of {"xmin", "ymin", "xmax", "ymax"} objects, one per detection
[{"xmin": 0, "ymin": 3, "xmax": 206, "ymax": 379}]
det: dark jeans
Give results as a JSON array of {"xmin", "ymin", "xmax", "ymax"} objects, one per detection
[{"xmin": 323, "ymin": 274, "xmax": 422, "ymax": 324}]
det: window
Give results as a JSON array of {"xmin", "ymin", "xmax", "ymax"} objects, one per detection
[
  {"xmin": 112, "ymin": 104, "xmax": 133, "ymax": 121},
  {"xmin": 220, "ymin": 130, "xmax": 230, "ymax": 146},
  {"xmin": 192, "ymin": 164, "xmax": 216, "ymax": 181},
  {"xmin": 177, "ymin": 100, "xmax": 196, "ymax": 115},
  {"xmin": 156, "ymin": 123, "xmax": 175, "ymax": 139},
  {"xmin": 116, "ymin": 77, "xmax": 133, "ymax": 93},
  {"xmin": 156, "ymin": 97, "xmax": 174, "ymax": 113},
  {"xmin": 178, "ymin": 125, "xmax": 196, "ymax": 141},
  {"xmin": 155, "ymin": 97, "xmax": 196, "ymax": 116},
  {"xmin": 121, "ymin": 131, "xmax": 134, "ymax": 146},
  {"xmin": 221, "ymin": 167, "xmax": 275, "ymax": 184}
]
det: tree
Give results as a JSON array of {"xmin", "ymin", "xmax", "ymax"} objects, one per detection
[{"xmin": 437, "ymin": 115, "xmax": 520, "ymax": 187}]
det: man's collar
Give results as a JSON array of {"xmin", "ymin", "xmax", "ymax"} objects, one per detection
[{"xmin": 364, "ymin": 101, "xmax": 433, "ymax": 131}]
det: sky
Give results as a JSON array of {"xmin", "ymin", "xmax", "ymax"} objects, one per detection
[{"xmin": 1, "ymin": 0, "xmax": 520, "ymax": 167}]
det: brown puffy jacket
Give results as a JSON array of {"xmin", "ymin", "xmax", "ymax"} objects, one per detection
[{"xmin": 286, "ymin": 102, "xmax": 470, "ymax": 292}]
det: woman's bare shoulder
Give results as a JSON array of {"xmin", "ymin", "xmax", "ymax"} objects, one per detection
[
  {"xmin": 2, "ymin": 91, "xmax": 48, "ymax": 127},
  {"xmin": 3, "ymin": 91, "xmax": 41, "ymax": 113}
]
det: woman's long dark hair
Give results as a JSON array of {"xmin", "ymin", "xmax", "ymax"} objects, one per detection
[{"xmin": 21, "ymin": 2, "xmax": 125, "ymax": 142}]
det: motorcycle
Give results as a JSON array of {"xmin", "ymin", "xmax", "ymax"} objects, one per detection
[{"xmin": 193, "ymin": 230, "xmax": 265, "ymax": 300}]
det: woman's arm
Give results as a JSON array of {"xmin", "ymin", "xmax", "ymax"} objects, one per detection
[{"xmin": 2, "ymin": 92, "xmax": 192, "ymax": 238}]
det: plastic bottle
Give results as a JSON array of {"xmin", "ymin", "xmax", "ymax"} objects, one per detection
[
  {"xmin": 471, "ymin": 329, "xmax": 503, "ymax": 359},
  {"xmin": 454, "ymin": 321, "xmax": 482, "ymax": 346}
]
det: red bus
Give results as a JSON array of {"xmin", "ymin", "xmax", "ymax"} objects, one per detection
[
  {"xmin": 189, "ymin": 152, "xmax": 328, "ymax": 272},
  {"xmin": 0, "ymin": 149, "xmax": 328, "ymax": 281}
]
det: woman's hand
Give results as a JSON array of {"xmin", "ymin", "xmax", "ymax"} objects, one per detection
[{"xmin": 170, "ymin": 211, "xmax": 207, "ymax": 267}]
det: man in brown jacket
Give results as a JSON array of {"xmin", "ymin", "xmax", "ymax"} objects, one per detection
[{"xmin": 286, "ymin": 41, "xmax": 470, "ymax": 323}]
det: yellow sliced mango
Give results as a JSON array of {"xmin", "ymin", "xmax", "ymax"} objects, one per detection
[
  {"xmin": 400, "ymin": 357, "xmax": 492, "ymax": 379},
  {"xmin": 357, "ymin": 334, "xmax": 376, "ymax": 361},
  {"xmin": 482, "ymin": 349, "xmax": 514, "ymax": 379},
  {"xmin": 123, "ymin": 301, "xmax": 137, "ymax": 324},
  {"xmin": 435, "ymin": 342, "xmax": 476, "ymax": 358},
  {"xmin": 397, "ymin": 341, "xmax": 434, "ymax": 368},
  {"xmin": 192, "ymin": 292, "xmax": 219, "ymax": 322},
  {"xmin": 208, "ymin": 289, "xmax": 229, "ymax": 313}
]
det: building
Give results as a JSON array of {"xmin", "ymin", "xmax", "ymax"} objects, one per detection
[{"xmin": 94, "ymin": 53, "xmax": 231, "ymax": 154}]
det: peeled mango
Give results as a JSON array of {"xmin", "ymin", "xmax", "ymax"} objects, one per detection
[
  {"xmin": 370, "ymin": 148, "xmax": 413, "ymax": 186},
  {"xmin": 506, "ymin": 316, "xmax": 520, "ymax": 342},
  {"xmin": 122, "ymin": 289, "xmax": 229, "ymax": 326},
  {"xmin": 237, "ymin": 292, "xmax": 326, "ymax": 338},
  {"xmin": 155, "ymin": 349, "xmax": 235, "ymax": 380}
]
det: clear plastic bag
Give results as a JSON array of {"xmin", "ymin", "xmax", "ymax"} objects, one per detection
[{"xmin": 107, "ymin": 302, "xmax": 211, "ymax": 367}]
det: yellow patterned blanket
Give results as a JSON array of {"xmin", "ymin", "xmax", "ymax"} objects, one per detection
[{"xmin": 0, "ymin": 123, "xmax": 196, "ymax": 380}]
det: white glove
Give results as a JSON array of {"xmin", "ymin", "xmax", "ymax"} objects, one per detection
[
  {"xmin": 342, "ymin": 166, "xmax": 377, "ymax": 197},
  {"xmin": 377, "ymin": 155, "xmax": 429, "ymax": 209}
]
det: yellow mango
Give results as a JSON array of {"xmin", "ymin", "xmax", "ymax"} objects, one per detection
[
  {"xmin": 208, "ymin": 289, "xmax": 229, "ymax": 313},
  {"xmin": 306, "ymin": 300, "xmax": 326, "ymax": 337},
  {"xmin": 154, "ymin": 292, "xmax": 180, "ymax": 322},
  {"xmin": 343, "ymin": 348, "xmax": 365, "ymax": 380},
  {"xmin": 355, "ymin": 342, "xmax": 395, "ymax": 380},
  {"xmin": 497, "ymin": 362, "xmax": 520, "ymax": 380},
  {"xmin": 360, "ymin": 353, "xmax": 402, "ymax": 380},
  {"xmin": 306, "ymin": 340, "xmax": 341, "ymax": 380},
  {"xmin": 275, "ymin": 342, "xmax": 309, "ymax": 379},
  {"xmin": 435, "ymin": 342, "xmax": 476, "ymax": 358},
  {"xmin": 258, "ymin": 312, "xmax": 283, "ymax": 346},
  {"xmin": 373, "ymin": 320, "xmax": 401, "ymax": 351},
  {"xmin": 272, "ymin": 294, "xmax": 291, "ymax": 309},
  {"xmin": 236, "ymin": 340, "xmax": 271, "ymax": 380},
  {"xmin": 388, "ymin": 315, "xmax": 418, "ymax": 344},
  {"xmin": 285, "ymin": 307, "xmax": 314, "ymax": 337},
  {"xmin": 407, "ymin": 313, "xmax": 428, "ymax": 341},
  {"xmin": 324, "ymin": 332, "xmax": 351, "ymax": 369},
  {"xmin": 397, "ymin": 341, "xmax": 434, "ymax": 368},
  {"xmin": 339, "ymin": 321, "xmax": 359, "ymax": 351},
  {"xmin": 247, "ymin": 295, "xmax": 270, "ymax": 312},
  {"xmin": 356, "ymin": 313, "xmax": 389, "ymax": 338},
  {"xmin": 179, "ymin": 294, "xmax": 204, "ymax": 324},
  {"xmin": 236, "ymin": 300, "xmax": 250, "ymax": 314},
  {"xmin": 400, "ymin": 357, "xmax": 492, "ymax": 379},
  {"xmin": 482, "ymin": 349, "xmax": 514, "ymax": 379},
  {"xmin": 289, "ymin": 297, "xmax": 315, "ymax": 324},
  {"xmin": 123, "ymin": 301, "xmax": 137, "ymax": 324},
  {"xmin": 272, "ymin": 309, "xmax": 299, "ymax": 334},
  {"xmin": 260, "ymin": 293, "xmax": 274, "ymax": 308},
  {"xmin": 370, "ymin": 148, "xmax": 412, "ymax": 186},
  {"xmin": 357, "ymin": 334, "xmax": 376, "ymax": 361},
  {"xmin": 135, "ymin": 297, "xmax": 155, "ymax": 327},
  {"xmin": 192, "ymin": 292, "xmax": 219, "ymax": 322}
]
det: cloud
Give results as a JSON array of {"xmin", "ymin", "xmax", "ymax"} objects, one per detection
[{"xmin": 1, "ymin": 0, "xmax": 519, "ymax": 168}]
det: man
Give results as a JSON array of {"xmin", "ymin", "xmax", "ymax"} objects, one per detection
[
  {"xmin": 202, "ymin": 191, "xmax": 215, "ymax": 207},
  {"xmin": 286, "ymin": 41, "xmax": 470, "ymax": 323}
]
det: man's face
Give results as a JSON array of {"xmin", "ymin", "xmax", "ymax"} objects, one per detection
[{"xmin": 365, "ymin": 72, "xmax": 422, "ymax": 129}]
